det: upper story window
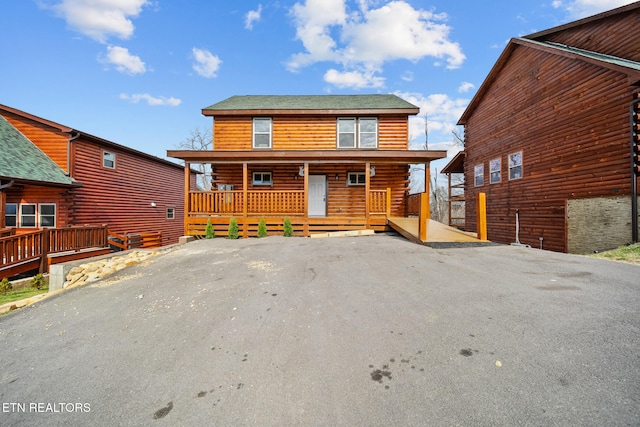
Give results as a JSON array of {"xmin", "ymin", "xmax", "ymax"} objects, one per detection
[
  {"xmin": 103, "ymin": 151, "xmax": 116, "ymax": 169},
  {"xmin": 489, "ymin": 158, "xmax": 501, "ymax": 184},
  {"xmin": 474, "ymin": 164, "xmax": 484, "ymax": 187},
  {"xmin": 337, "ymin": 118, "xmax": 378, "ymax": 149},
  {"xmin": 253, "ymin": 118, "xmax": 272, "ymax": 149},
  {"xmin": 509, "ymin": 151, "xmax": 523, "ymax": 180}
]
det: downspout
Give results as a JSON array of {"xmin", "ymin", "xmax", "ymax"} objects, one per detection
[
  {"xmin": 67, "ymin": 130, "xmax": 81, "ymax": 177},
  {"xmin": 0, "ymin": 179, "xmax": 15, "ymax": 190}
]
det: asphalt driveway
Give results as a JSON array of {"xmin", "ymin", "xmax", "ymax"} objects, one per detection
[{"xmin": 1, "ymin": 234, "xmax": 639, "ymax": 426}]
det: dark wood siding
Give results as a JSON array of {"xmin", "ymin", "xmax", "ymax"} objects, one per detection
[
  {"xmin": 533, "ymin": 10, "xmax": 640, "ymax": 62},
  {"xmin": 71, "ymin": 137, "xmax": 186, "ymax": 246},
  {"xmin": 464, "ymin": 46, "xmax": 636, "ymax": 252}
]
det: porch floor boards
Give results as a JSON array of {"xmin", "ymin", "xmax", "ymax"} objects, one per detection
[{"xmin": 388, "ymin": 217, "xmax": 486, "ymax": 246}]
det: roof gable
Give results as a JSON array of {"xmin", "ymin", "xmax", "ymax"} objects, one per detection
[
  {"xmin": 203, "ymin": 94, "xmax": 420, "ymax": 116},
  {"xmin": 0, "ymin": 115, "xmax": 77, "ymax": 187}
]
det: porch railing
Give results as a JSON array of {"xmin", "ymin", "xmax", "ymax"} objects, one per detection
[{"xmin": 189, "ymin": 190, "xmax": 306, "ymax": 216}]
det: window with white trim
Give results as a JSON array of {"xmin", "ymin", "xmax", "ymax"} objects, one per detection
[
  {"xmin": 347, "ymin": 171, "xmax": 366, "ymax": 186},
  {"xmin": 166, "ymin": 207, "xmax": 175, "ymax": 220},
  {"xmin": 489, "ymin": 158, "xmax": 501, "ymax": 184},
  {"xmin": 5, "ymin": 203, "xmax": 17, "ymax": 227},
  {"xmin": 474, "ymin": 164, "xmax": 484, "ymax": 187},
  {"xmin": 20, "ymin": 204, "xmax": 37, "ymax": 227},
  {"xmin": 39, "ymin": 204, "xmax": 56, "ymax": 227},
  {"xmin": 252, "ymin": 171, "xmax": 272, "ymax": 186},
  {"xmin": 253, "ymin": 118, "xmax": 272, "ymax": 149},
  {"xmin": 103, "ymin": 151, "xmax": 116, "ymax": 169},
  {"xmin": 337, "ymin": 118, "xmax": 378, "ymax": 148},
  {"xmin": 509, "ymin": 151, "xmax": 523, "ymax": 180}
]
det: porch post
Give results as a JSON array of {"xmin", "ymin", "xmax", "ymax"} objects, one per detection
[
  {"xmin": 386, "ymin": 187, "xmax": 391, "ymax": 218},
  {"xmin": 243, "ymin": 162, "xmax": 248, "ymax": 238},
  {"xmin": 184, "ymin": 162, "xmax": 190, "ymax": 236},
  {"xmin": 365, "ymin": 162, "xmax": 371, "ymax": 228},
  {"xmin": 303, "ymin": 162, "xmax": 309, "ymax": 237}
]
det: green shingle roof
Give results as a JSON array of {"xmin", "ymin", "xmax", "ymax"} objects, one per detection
[
  {"xmin": 203, "ymin": 94, "xmax": 419, "ymax": 112},
  {"xmin": 0, "ymin": 115, "xmax": 77, "ymax": 186}
]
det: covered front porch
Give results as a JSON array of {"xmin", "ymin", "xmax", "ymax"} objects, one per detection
[{"xmin": 168, "ymin": 149, "xmax": 446, "ymax": 238}]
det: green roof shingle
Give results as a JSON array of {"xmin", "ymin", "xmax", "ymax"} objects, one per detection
[
  {"xmin": 203, "ymin": 94, "xmax": 419, "ymax": 112},
  {"xmin": 0, "ymin": 115, "xmax": 77, "ymax": 186}
]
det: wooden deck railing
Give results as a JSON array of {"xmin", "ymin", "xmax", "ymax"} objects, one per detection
[
  {"xmin": 1, "ymin": 225, "xmax": 110, "ymax": 278},
  {"xmin": 108, "ymin": 230, "xmax": 162, "ymax": 251},
  {"xmin": 189, "ymin": 189, "xmax": 388, "ymax": 216},
  {"xmin": 189, "ymin": 190, "xmax": 306, "ymax": 215}
]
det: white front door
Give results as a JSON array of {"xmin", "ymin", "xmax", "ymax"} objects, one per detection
[{"xmin": 308, "ymin": 175, "xmax": 327, "ymax": 217}]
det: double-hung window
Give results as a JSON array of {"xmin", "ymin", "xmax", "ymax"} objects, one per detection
[
  {"xmin": 474, "ymin": 164, "xmax": 484, "ymax": 187},
  {"xmin": 103, "ymin": 151, "xmax": 115, "ymax": 169},
  {"xmin": 337, "ymin": 118, "xmax": 378, "ymax": 148},
  {"xmin": 509, "ymin": 151, "xmax": 523, "ymax": 180},
  {"xmin": 5, "ymin": 204, "xmax": 17, "ymax": 227},
  {"xmin": 253, "ymin": 118, "xmax": 272, "ymax": 149},
  {"xmin": 20, "ymin": 204, "xmax": 37, "ymax": 227},
  {"xmin": 39, "ymin": 204, "xmax": 56, "ymax": 227},
  {"xmin": 489, "ymin": 158, "xmax": 501, "ymax": 184}
]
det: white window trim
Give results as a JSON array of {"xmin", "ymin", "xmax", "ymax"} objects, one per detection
[
  {"xmin": 252, "ymin": 118, "xmax": 272, "ymax": 149},
  {"xmin": 489, "ymin": 158, "xmax": 501, "ymax": 184},
  {"xmin": 252, "ymin": 171, "xmax": 273, "ymax": 186},
  {"xmin": 509, "ymin": 151, "xmax": 523, "ymax": 180},
  {"xmin": 347, "ymin": 171, "xmax": 366, "ymax": 186},
  {"xmin": 337, "ymin": 117, "xmax": 378, "ymax": 149},
  {"xmin": 474, "ymin": 164, "xmax": 484, "ymax": 187},
  {"xmin": 19, "ymin": 204, "xmax": 37, "ymax": 228},
  {"xmin": 166, "ymin": 207, "xmax": 175, "ymax": 220},
  {"xmin": 39, "ymin": 203, "xmax": 56, "ymax": 228},
  {"xmin": 103, "ymin": 151, "xmax": 116, "ymax": 169},
  {"xmin": 5, "ymin": 203, "xmax": 17, "ymax": 227}
]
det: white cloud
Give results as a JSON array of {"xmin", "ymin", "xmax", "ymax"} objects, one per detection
[
  {"xmin": 119, "ymin": 93, "xmax": 182, "ymax": 107},
  {"xmin": 192, "ymin": 47, "xmax": 222, "ymax": 78},
  {"xmin": 458, "ymin": 81, "xmax": 475, "ymax": 93},
  {"xmin": 394, "ymin": 91, "xmax": 469, "ymax": 147},
  {"xmin": 100, "ymin": 45, "xmax": 146, "ymax": 74},
  {"xmin": 324, "ymin": 68, "xmax": 385, "ymax": 88},
  {"xmin": 245, "ymin": 4, "xmax": 263, "ymax": 30},
  {"xmin": 45, "ymin": 0, "xmax": 149, "ymax": 43},
  {"xmin": 287, "ymin": 0, "xmax": 465, "ymax": 89},
  {"xmin": 552, "ymin": 0, "xmax": 635, "ymax": 18}
]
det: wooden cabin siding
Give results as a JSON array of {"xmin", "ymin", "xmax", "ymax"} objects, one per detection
[
  {"xmin": 464, "ymin": 46, "xmax": 635, "ymax": 252},
  {"xmin": 213, "ymin": 115, "xmax": 410, "ymax": 150},
  {"xmin": 5, "ymin": 184, "xmax": 74, "ymax": 230},
  {"xmin": 1, "ymin": 111, "xmax": 70, "ymax": 173},
  {"xmin": 533, "ymin": 11, "xmax": 640, "ymax": 62},
  {"xmin": 211, "ymin": 164, "xmax": 408, "ymax": 217},
  {"xmin": 71, "ymin": 138, "xmax": 186, "ymax": 246}
]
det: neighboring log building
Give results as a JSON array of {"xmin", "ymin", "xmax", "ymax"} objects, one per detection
[
  {"xmin": 0, "ymin": 104, "xmax": 192, "ymax": 246},
  {"xmin": 452, "ymin": 3, "xmax": 640, "ymax": 253}
]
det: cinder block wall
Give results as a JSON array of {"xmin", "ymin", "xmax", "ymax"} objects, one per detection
[{"xmin": 567, "ymin": 195, "xmax": 640, "ymax": 254}]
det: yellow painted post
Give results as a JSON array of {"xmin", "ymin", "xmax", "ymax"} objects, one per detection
[
  {"xmin": 476, "ymin": 192, "xmax": 487, "ymax": 241},
  {"xmin": 386, "ymin": 187, "xmax": 391, "ymax": 218},
  {"xmin": 242, "ymin": 163, "xmax": 248, "ymax": 238},
  {"xmin": 419, "ymin": 192, "xmax": 428, "ymax": 242}
]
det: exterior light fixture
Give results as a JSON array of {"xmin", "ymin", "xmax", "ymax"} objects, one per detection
[{"xmin": 370, "ymin": 166, "xmax": 376, "ymax": 177}]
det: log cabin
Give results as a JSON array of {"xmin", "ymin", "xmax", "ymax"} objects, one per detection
[
  {"xmin": 0, "ymin": 104, "xmax": 194, "ymax": 247},
  {"xmin": 449, "ymin": 3, "xmax": 640, "ymax": 253},
  {"xmin": 168, "ymin": 94, "xmax": 447, "ymax": 238}
]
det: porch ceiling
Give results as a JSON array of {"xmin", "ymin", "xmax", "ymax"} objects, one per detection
[{"xmin": 167, "ymin": 149, "xmax": 447, "ymax": 164}]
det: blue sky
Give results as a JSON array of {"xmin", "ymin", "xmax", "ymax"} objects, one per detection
[{"xmin": 0, "ymin": 0, "xmax": 635, "ymax": 173}]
